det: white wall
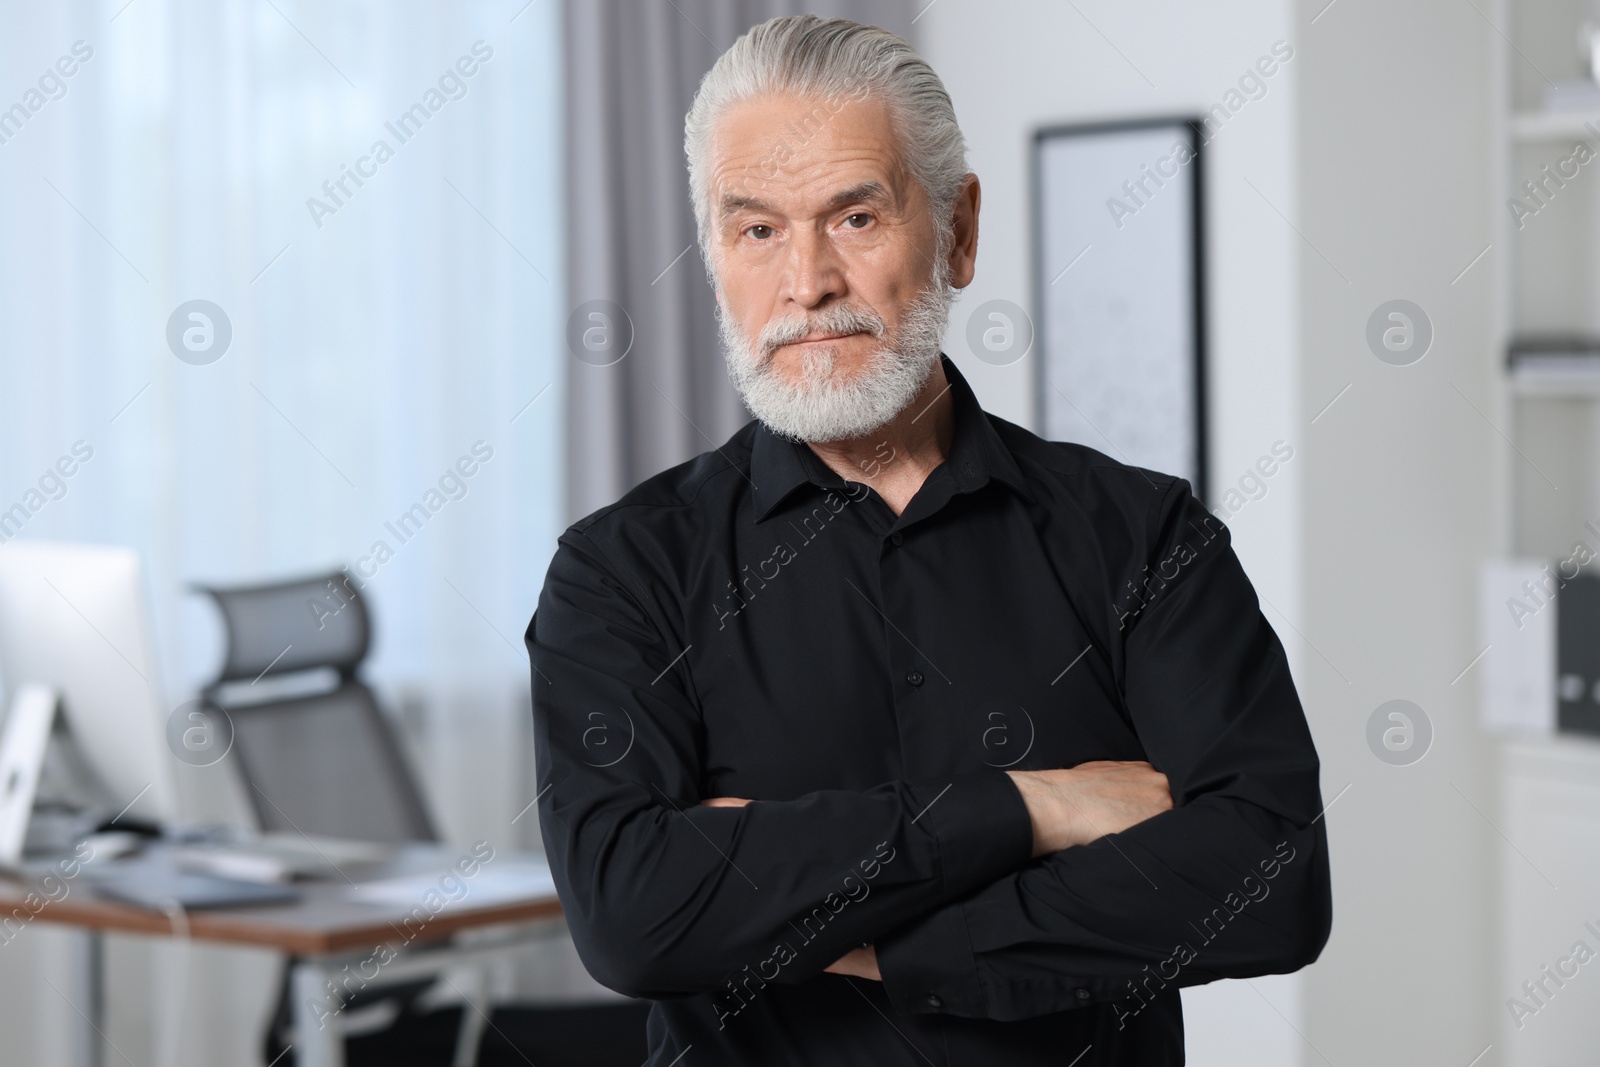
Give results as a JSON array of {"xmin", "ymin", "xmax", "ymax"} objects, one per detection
[
  {"xmin": 1294, "ymin": 0, "xmax": 1497, "ymax": 1063},
  {"xmin": 924, "ymin": 3, "xmax": 1507, "ymax": 1063},
  {"xmin": 917, "ymin": 3, "xmax": 1306, "ymax": 1063}
]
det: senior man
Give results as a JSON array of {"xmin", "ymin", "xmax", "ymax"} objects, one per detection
[{"xmin": 528, "ymin": 15, "xmax": 1330, "ymax": 1066}]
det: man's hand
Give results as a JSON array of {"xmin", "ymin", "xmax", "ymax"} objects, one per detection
[
  {"xmin": 824, "ymin": 944, "xmax": 880, "ymax": 980},
  {"xmin": 1006, "ymin": 762, "xmax": 1172, "ymax": 857},
  {"xmin": 700, "ymin": 797, "xmax": 752, "ymax": 808}
]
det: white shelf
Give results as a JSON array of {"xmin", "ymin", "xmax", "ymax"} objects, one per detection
[
  {"xmin": 1504, "ymin": 731, "xmax": 1600, "ymax": 778},
  {"xmin": 1511, "ymin": 109, "xmax": 1600, "ymax": 141},
  {"xmin": 1508, "ymin": 371, "xmax": 1600, "ymax": 397}
]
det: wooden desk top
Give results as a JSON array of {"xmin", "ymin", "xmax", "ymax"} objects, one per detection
[{"xmin": 0, "ymin": 842, "xmax": 564, "ymax": 956}]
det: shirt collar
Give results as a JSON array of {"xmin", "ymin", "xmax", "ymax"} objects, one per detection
[{"xmin": 750, "ymin": 353, "xmax": 1034, "ymax": 523}]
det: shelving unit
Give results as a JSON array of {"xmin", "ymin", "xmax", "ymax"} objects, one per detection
[
  {"xmin": 1494, "ymin": 2, "xmax": 1600, "ymax": 561},
  {"xmin": 1492, "ymin": 7, "xmax": 1600, "ymax": 1062}
]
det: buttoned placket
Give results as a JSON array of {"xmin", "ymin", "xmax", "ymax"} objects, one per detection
[{"xmin": 863, "ymin": 466, "xmax": 974, "ymax": 789}]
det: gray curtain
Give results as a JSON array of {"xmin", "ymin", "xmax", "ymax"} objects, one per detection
[{"xmin": 561, "ymin": 0, "xmax": 915, "ymax": 525}]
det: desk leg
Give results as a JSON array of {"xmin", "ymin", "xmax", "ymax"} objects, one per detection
[
  {"xmin": 450, "ymin": 966, "xmax": 489, "ymax": 1067},
  {"xmin": 65, "ymin": 927, "xmax": 103, "ymax": 1067},
  {"xmin": 291, "ymin": 961, "xmax": 344, "ymax": 1067}
]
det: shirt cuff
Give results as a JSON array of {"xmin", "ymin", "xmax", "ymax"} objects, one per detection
[
  {"xmin": 876, "ymin": 894, "xmax": 984, "ymax": 1015},
  {"xmin": 908, "ymin": 768, "xmax": 1034, "ymax": 901}
]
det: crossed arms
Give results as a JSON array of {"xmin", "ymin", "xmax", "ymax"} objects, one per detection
[
  {"xmin": 527, "ymin": 483, "xmax": 1332, "ymax": 1021},
  {"xmin": 705, "ymin": 761, "xmax": 1176, "ymax": 983}
]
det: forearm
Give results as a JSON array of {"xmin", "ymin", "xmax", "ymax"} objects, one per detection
[
  {"xmin": 875, "ymin": 795, "xmax": 1331, "ymax": 1019},
  {"xmin": 540, "ymin": 765, "xmax": 1034, "ymax": 999}
]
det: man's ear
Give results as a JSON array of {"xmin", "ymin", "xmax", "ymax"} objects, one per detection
[{"xmin": 946, "ymin": 173, "xmax": 981, "ymax": 290}]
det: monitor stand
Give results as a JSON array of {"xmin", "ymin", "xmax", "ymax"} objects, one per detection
[
  {"xmin": 0, "ymin": 684, "xmax": 58, "ymax": 865},
  {"xmin": 0, "ymin": 685, "xmax": 122, "ymax": 867}
]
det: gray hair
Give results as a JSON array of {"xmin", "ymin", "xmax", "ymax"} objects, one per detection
[{"xmin": 684, "ymin": 15, "xmax": 968, "ymax": 286}]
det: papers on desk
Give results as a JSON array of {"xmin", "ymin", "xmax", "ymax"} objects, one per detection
[
  {"xmin": 345, "ymin": 860, "xmax": 556, "ymax": 911},
  {"xmin": 90, "ymin": 865, "xmax": 301, "ymax": 910},
  {"xmin": 171, "ymin": 834, "xmax": 392, "ymax": 884}
]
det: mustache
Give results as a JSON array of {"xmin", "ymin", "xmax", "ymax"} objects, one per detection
[{"xmin": 758, "ymin": 303, "xmax": 887, "ymax": 357}]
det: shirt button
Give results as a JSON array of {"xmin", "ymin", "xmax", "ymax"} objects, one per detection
[
  {"xmin": 1075, "ymin": 988, "xmax": 1091, "ymax": 1000},
  {"xmin": 891, "ymin": 532, "xmax": 904, "ymax": 546},
  {"xmin": 925, "ymin": 993, "xmax": 942, "ymax": 1009},
  {"xmin": 906, "ymin": 670, "xmax": 924, "ymax": 687}
]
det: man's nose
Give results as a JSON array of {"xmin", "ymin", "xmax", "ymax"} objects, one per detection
[{"xmin": 781, "ymin": 227, "xmax": 846, "ymax": 309}]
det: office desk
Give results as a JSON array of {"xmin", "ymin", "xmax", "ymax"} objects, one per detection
[{"xmin": 0, "ymin": 842, "xmax": 565, "ymax": 1067}]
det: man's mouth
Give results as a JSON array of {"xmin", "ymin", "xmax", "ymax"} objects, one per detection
[{"xmin": 786, "ymin": 331, "xmax": 861, "ymax": 345}]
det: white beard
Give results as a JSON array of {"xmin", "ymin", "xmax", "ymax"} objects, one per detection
[{"xmin": 718, "ymin": 264, "xmax": 955, "ymax": 444}]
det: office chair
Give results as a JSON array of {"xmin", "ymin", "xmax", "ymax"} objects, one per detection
[
  {"xmin": 195, "ymin": 572, "xmax": 435, "ymax": 844},
  {"xmin": 194, "ymin": 572, "xmax": 489, "ymax": 1067}
]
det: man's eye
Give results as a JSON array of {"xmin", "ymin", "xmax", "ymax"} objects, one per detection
[
  {"xmin": 746, "ymin": 224, "xmax": 774, "ymax": 240},
  {"xmin": 845, "ymin": 213, "xmax": 871, "ymax": 228}
]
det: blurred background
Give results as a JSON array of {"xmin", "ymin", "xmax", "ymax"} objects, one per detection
[{"xmin": 0, "ymin": 0, "xmax": 1595, "ymax": 1064}]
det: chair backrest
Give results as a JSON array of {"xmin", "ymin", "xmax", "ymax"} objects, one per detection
[
  {"xmin": 222, "ymin": 682, "xmax": 436, "ymax": 844},
  {"xmin": 196, "ymin": 573, "xmax": 369, "ymax": 684},
  {"xmin": 196, "ymin": 573, "xmax": 436, "ymax": 844}
]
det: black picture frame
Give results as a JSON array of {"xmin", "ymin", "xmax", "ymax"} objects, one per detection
[{"xmin": 1031, "ymin": 116, "xmax": 1208, "ymax": 502}]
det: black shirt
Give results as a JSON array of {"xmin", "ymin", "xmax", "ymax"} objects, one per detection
[{"xmin": 527, "ymin": 353, "xmax": 1331, "ymax": 1066}]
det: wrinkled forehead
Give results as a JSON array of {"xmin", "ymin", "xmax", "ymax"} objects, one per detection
[{"xmin": 707, "ymin": 91, "xmax": 914, "ymax": 220}]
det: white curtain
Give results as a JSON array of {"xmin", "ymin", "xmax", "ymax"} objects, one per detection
[{"xmin": 0, "ymin": 0, "xmax": 562, "ymax": 756}]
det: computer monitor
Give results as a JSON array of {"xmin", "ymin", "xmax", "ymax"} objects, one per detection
[{"xmin": 0, "ymin": 540, "xmax": 179, "ymax": 824}]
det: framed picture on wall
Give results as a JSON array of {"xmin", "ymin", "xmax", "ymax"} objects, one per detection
[{"xmin": 1032, "ymin": 117, "xmax": 1207, "ymax": 500}]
